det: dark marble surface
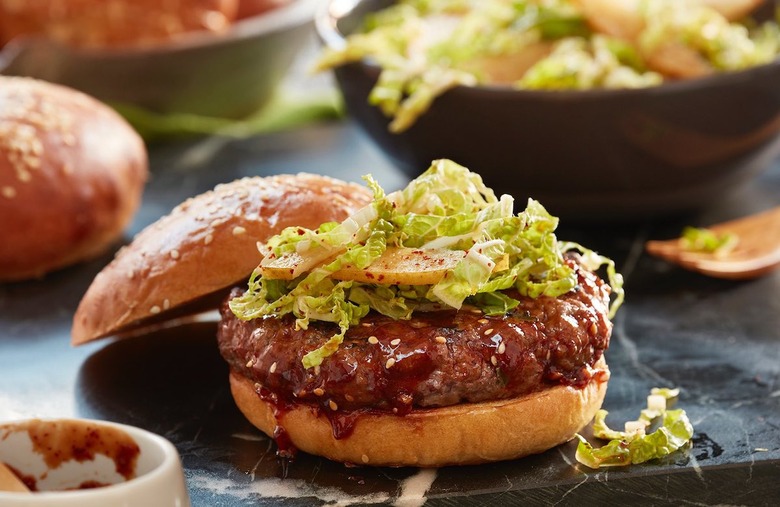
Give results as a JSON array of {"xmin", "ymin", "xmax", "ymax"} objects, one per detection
[{"xmin": 1, "ymin": 121, "xmax": 779, "ymax": 506}]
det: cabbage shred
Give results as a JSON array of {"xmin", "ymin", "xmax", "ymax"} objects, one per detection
[
  {"xmin": 575, "ymin": 387, "xmax": 694, "ymax": 468},
  {"xmin": 230, "ymin": 160, "xmax": 624, "ymax": 367},
  {"xmin": 316, "ymin": 0, "xmax": 780, "ymax": 131}
]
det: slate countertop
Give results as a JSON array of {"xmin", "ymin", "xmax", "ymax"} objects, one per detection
[{"xmin": 1, "ymin": 121, "xmax": 779, "ymax": 506}]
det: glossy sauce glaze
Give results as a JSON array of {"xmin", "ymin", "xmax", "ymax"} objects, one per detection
[
  {"xmin": 219, "ymin": 257, "xmax": 612, "ymax": 448},
  {"xmin": 0, "ymin": 419, "xmax": 140, "ymax": 491}
]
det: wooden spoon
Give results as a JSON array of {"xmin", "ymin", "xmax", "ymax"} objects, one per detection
[
  {"xmin": 0, "ymin": 460, "xmax": 30, "ymax": 493},
  {"xmin": 646, "ymin": 205, "xmax": 780, "ymax": 280}
]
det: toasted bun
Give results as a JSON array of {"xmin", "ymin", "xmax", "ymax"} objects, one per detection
[
  {"xmin": 229, "ymin": 357, "xmax": 610, "ymax": 467},
  {"xmin": 236, "ymin": 0, "xmax": 291, "ymax": 20},
  {"xmin": 71, "ymin": 174, "xmax": 372, "ymax": 345},
  {"xmin": 0, "ymin": 0, "xmax": 238, "ymax": 49},
  {"xmin": 0, "ymin": 76, "xmax": 147, "ymax": 282}
]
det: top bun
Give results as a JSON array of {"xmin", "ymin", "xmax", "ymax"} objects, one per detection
[
  {"xmin": 0, "ymin": 76, "xmax": 147, "ymax": 282},
  {"xmin": 0, "ymin": 0, "xmax": 239, "ymax": 49},
  {"xmin": 71, "ymin": 174, "xmax": 373, "ymax": 345}
]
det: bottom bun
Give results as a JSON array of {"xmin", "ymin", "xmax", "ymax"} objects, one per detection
[{"xmin": 229, "ymin": 357, "xmax": 609, "ymax": 467}]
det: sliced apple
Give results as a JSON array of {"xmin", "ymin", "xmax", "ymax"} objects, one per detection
[
  {"xmin": 332, "ymin": 247, "xmax": 467, "ymax": 285},
  {"xmin": 260, "ymin": 247, "xmax": 470, "ymax": 284}
]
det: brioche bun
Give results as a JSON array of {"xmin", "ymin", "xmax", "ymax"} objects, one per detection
[
  {"xmin": 236, "ymin": 0, "xmax": 291, "ymax": 20},
  {"xmin": 0, "ymin": 0, "xmax": 239, "ymax": 49},
  {"xmin": 0, "ymin": 76, "xmax": 147, "ymax": 282},
  {"xmin": 71, "ymin": 174, "xmax": 372, "ymax": 345},
  {"xmin": 230, "ymin": 357, "xmax": 610, "ymax": 467}
]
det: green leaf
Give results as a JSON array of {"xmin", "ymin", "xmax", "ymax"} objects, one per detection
[
  {"xmin": 576, "ymin": 388, "xmax": 694, "ymax": 469},
  {"xmin": 591, "ymin": 409, "xmax": 626, "ymax": 441},
  {"xmin": 680, "ymin": 226, "xmax": 739, "ymax": 254},
  {"xmin": 575, "ymin": 434, "xmax": 632, "ymax": 468},
  {"xmin": 111, "ymin": 89, "xmax": 342, "ymax": 142}
]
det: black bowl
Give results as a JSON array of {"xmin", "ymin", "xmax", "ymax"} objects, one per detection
[{"xmin": 317, "ymin": 0, "xmax": 780, "ymax": 220}]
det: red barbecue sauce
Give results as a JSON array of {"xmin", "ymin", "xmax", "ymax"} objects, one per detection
[{"xmin": 0, "ymin": 419, "xmax": 140, "ymax": 491}]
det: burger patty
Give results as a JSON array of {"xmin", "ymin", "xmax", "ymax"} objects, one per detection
[{"xmin": 217, "ymin": 257, "xmax": 612, "ymax": 414}]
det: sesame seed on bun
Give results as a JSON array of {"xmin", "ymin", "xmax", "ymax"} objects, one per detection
[{"xmin": 71, "ymin": 174, "xmax": 372, "ymax": 344}]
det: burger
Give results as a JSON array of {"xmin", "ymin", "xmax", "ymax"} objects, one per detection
[
  {"xmin": 218, "ymin": 160, "xmax": 623, "ymax": 466},
  {"xmin": 73, "ymin": 161, "xmax": 622, "ymax": 467}
]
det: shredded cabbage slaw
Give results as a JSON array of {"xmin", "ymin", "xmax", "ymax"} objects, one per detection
[
  {"xmin": 576, "ymin": 387, "xmax": 694, "ymax": 468},
  {"xmin": 680, "ymin": 226, "xmax": 739, "ymax": 255},
  {"xmin": 230, "ymin": 160, "xmax": 624, "ymax": 367},
  {"xmin": 316, "ymin": 0, "xmax": 780, "ymax": 131}
]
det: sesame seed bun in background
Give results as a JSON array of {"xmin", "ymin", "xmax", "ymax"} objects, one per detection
[
  {"xmin": 0, "ymin": 76, "xmax": 147, "ymax": 283},
  {"xmin": 236, "ymin": 0, "xmax": 292, "ymax": 20},
  {"xmin": 71, "ymin": 174, "xmax": 372, "ymax": 345},
  {"xmin": 0, "ymin": 0, "xmax": 239, "ymax": 49}
]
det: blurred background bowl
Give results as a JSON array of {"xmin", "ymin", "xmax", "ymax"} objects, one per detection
[
  {"xmin": 317, "ymin": 0, "xmax": 780, "ymax": 220},
  {"xmin": 0, "ymin": 0, "xmax": 319, "ymax": 119}
]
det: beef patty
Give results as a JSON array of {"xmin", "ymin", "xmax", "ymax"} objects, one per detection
[{"xmin": 218, "ymin": 257, "xmax": 612, "ymax": 415}]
